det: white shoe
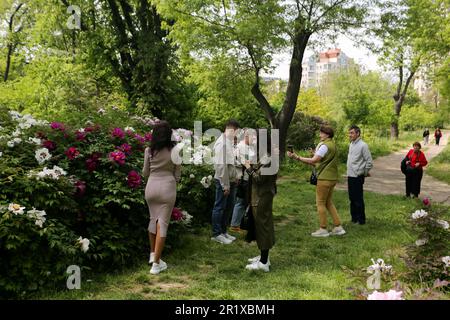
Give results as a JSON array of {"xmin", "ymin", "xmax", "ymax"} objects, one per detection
[
  {"xmin": 247, "ymin": 255, "xmax": 271, "ymax": 266},
  {"xmin": 311, "ymin": 228, "xmax": 330, "ymax": 237},
  {"xmin": 150, "ymin": 259, "xmax": 167, "ymax": 275},
  {"xmin": 245, "ymin": 261, "xmax": 270, "ymax": 272},
  {"xmin": 211, "ymin": 234, "xmax": 232, "ymax": 244},
  {"xmin": 330, "ymin": 226, "xmax": 346, "ymax": 236},
  {"xmin": 149, "ymin": 252, "xmax": 155, "ymax": 264},
  {"xmin": 222, "ymin": 233, "xmax": 236, "ymax": 241}
]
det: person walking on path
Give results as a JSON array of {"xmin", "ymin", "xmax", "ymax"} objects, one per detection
[
  {"xmin": 347, "ymin": 125, "xmax": 373, "ymax": 225},
  {"xmin": 423, "ymin": 128, "xmax": 430, "ymax": 145},
  {"xmin": 434, "ymin": 128, "xmax": 442, "ymax": 145},
  {"xmin": 287, "ymin": 125, "xmax": 346, "ymax": 237},
  {"xmin": 211, "ymin": 119, "xmax": 240, "ymax": 244},
  {"xmin": 404, "ymin": 142, "xmax": 428, "ymax": 198},
  {"xmin": 244, "ymin": 133, "xmax": 277, "ymax": 272},
  {"xmin": 143, "ymin": 121, "xmax": 181, "ymax": 275}
]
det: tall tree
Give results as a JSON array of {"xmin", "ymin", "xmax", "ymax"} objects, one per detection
[
  {"xmin": 155, "ymin": 0, "xmax": 368, "ymax": 157},
  {"xmin": 369, "ymin": 0, "xmax": 449, "ymax": 138}
]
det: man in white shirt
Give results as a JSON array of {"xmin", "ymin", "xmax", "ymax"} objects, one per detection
[
  {"xmin": 211, "ymin": 119, "xmax": 240, "ymax": 244},
  {"xmin": 347, "ymin": 125, "xmax": 373, "ymax": 225}
]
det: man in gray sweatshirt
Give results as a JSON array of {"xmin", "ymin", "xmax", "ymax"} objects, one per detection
[
  {"xmin": 211, "ymin": 119, "xmax": 240, "ymax": 244},
  {"xmin": 347, "ymin": 125, "xmax": 373, "ymax": 225}
]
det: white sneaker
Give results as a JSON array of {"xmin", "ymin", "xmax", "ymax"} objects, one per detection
[
  {"xmin": 150, "ymin": 259, "xmax": 167, "ymax": 275},
  {"xmin": 211, "ymin": 234, "xmax": 232, "ymax": 244},
  {"xmin": 247, "ymin": 255, "xmax": 271, "ymax": 266},
  {"xmin": 245, "ymin": 261, "xmax": 270, "ymax": 272},
  {"xmin": 311, "ymin": 228, "xmax": 330, "ymax": 237},
  {"xmin": 331, "ymin": 226, "xmax": 346, "ymax": 236},
  {"xmin": 222, "ymin": 233, "xmax": 236, "ymax": 241},
  {"xmin": 149, "ymin": 252, "xmax": 155, "ymax": 264}
]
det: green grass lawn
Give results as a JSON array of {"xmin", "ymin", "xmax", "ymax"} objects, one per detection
[
  {"xmin": 427, "ymin": 142, "xmax": 450, "ymax": 185},
  {"xmin": 33, "ymin": 178, "xmax": 428, "ymax": 300}
]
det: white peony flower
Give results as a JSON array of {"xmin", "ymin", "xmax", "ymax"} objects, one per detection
[
  {"xmin": 436, "ymin": 219, "xmax": 449, "ymax": 230},
  {"xmin": 98, "ymin": 108, "xmax": 106, "ymax": 114},
  {"xmin": 28, "ymin": 137, "xmax": 42, "ymax": 145},
  {"xmin": 35, "ymin": 148, "xmax": 51, "ymax": 164},
  {"xmin": 8, "ymin": 111, "xmax": 21, "ymax": 119},
  {"xmin": 0, "ymin": 151, "xmax": 2, "ymax": 158},
  {"xmin": 124, "ymin": 126, "xmax": 135, "ymax": 132},
  {"xmin": 78, "ymin": 128, "xmax": 85, "ymax": 133},
  {"xmin": 18, "ymin": 122, "xmax": 32, "ymax": 129},
  {"xmin": 7, "ymin": 141, "xmax": 15, "ymax": 148},
  {"xmin": 415, "ymin": 239, "xmax": 428, "ymax": 246},
  {"xmin": 12, "ymin": 129, "xmax": 21, "ymax": 137},
  {"xmin": 189, "ymin": 174, "xmax": 195, "ymax": 179},
  {"xmin": 77, "ymin": 236, "xmax": 90, "ymax": 253},
  {"xmin": 51, "ymin": 165, "xmax": 67, "ymax": 178},
  {"xmin": 27, "ymin": 208, "xmax": 47, "ymax": 228},
  {"xmin": 412, "ymin": 209, "xmax": 428, "ymax": 220},
  {"xmin": 442, "ymin": 256, "xmax": 450, "ymax": 268},
  {"xmin": 181, "ymin": 210, "xmax": 193, "ymax": 225},
  {"xmin": 12, "ymin": 137, "xmax": 22, "ymax": 144},
  {"xmin": 200, "ymin": 176, "xmax": 212, "ymax": 188},
  {"xmin": 8, "ymin": 203, "xmax": 26, "ymax": 215}
]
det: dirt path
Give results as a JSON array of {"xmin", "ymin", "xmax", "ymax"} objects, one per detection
[{"xmin": 336, "ymin": 130, "xmax": 450, "ymax": 205}]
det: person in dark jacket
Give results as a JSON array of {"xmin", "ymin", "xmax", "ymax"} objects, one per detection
[
  {"xmin": 243, "ymin": 133, "xmax": 277, "ymax": 272},
  {"xmin": 434, "ymin": 128, "xmax": 442, "ymax": 145},
  {"xmin": 423, "ymin": 128, "xmax": 430, "ymax": 145}
]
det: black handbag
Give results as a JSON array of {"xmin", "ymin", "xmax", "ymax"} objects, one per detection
[
  {"xmin": 309, "ymin": 168, "xmax": 318, "ymax": 185},
  {"xmin": 401, "ymin": 156, "xmax": 415, "ymax": 175},
  {"xmin": 240, "ymin": 205, "xmax": 251, "ymax": 230}
]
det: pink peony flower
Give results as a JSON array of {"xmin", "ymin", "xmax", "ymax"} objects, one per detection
[
  {"xmin": 75, "ymin": 130, "xmax": 87, "ymax": 141},
  {"xmin": 367, "ymin": 290, "xmax": 403, "ymax": 300},
  {"xmin": 116, "ymin": 143, "xmax": 132, "ymax": 155},
  {"xmin": 111, "ymin": 128, "xmax": 125, "ymax": 139},
  {"xmin": 134, "ymin": 134, "xmax": 145, "ymax": 144},
  {"xmin": 74, "ymin": 180, "xmax": 86, "ymax": 198},
  {"xmin": 171, "ymin": 207, "xmax": 183, "ymax": 221},
  {"xmin": 109, "ymin": 151, "xmax": 126, "ymax": 165},
  {"xmin": 50, "ymin": 122, "xmax": 65, "ymax": 131},
  {"xmin": 42, "ymin": 140, "xmax": 56, "ymax": 151},
  {"xmin": 65, "ymin": 147, "xmax": 80, "ymax": 160},
  {"xmin": 144, "ymin": 132, "xmax": 153, "ymax": 142},
  {"xmin": 86, "ymin": 152, "xmax": 102, "ymax": 172},
  {"xmin": 423, "ymin": 197, "xmax": 430, "ymax": 207},
  {"xmin": 126, "ymin": 170, "xmax": 141, "ymax": 189}
]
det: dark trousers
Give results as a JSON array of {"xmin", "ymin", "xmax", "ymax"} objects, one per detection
[
  {"xmin": 211, "ymin": 179, "xmax": 237, "ymax": 237},
  {"xmin": 405, "ymin": 169, "xmax": 423, "ymax": 197},
  {"xmin": 348, "ymin": 176, "xmax": 365, "ymax": 224},
  {"xmin": 436, "ymin": 136, "xmax": 441, "ymax": 145}
]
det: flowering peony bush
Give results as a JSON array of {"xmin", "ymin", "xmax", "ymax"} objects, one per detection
[
  {"xmin": 0, "ymin": 106, "xmax": 214, "ymax": 296},
  {"xmin": 404, "ymin": 201, "xmax": 450, "ymax": 288}
]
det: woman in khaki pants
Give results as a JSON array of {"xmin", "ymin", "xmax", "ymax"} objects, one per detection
[{"xmin": 287, "ymin": 125, "xmax": 346, "ymax": 237}]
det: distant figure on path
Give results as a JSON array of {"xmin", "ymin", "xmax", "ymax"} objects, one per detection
[
  {"xmin": 423, "ymin": 128, "xmax": 430, "ymax": 145},
  {"xmin": 434, "ymin": 128, "xmax": 442, "ymax": 145}
]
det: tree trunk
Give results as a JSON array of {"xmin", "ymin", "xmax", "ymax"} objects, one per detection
[
  {"xmin": 4, "ymin": 44, "xmax": 12, "ymax": 82},
  {"xmin": 390, "ymin": 98, "xmax": 402, "ymax": 139}
]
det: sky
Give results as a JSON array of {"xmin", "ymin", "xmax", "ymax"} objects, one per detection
[{"xmin": 267, "ymin": 34, "xmax": 382, "ymax": 80}]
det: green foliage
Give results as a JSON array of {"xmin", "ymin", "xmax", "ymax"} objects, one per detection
[{"xmin": 286, "ymin": 112, "xmax": 323, "ymax": 150}]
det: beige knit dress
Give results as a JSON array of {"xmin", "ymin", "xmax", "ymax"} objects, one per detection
[{"xmin": 142, "ymin": 147, "xmax": 181, "ymax": 237}]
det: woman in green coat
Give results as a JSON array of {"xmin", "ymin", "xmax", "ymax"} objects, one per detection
[{"xmin": 243, "ymin": 140, "xmax": 277, "ymax": 272}]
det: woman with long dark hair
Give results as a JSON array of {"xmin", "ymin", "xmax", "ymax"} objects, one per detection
[{"xmin": 142, "ymin": 120, "xmax": 181, "ymax": 275}]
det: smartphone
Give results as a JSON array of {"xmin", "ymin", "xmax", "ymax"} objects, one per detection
[{"xmin": 287, "ymin": 145, "xmax": 294, "ymax": 153}]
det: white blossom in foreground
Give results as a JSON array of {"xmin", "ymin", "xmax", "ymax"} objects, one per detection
[
  {"xmin": 412, "ymin": 209, "xmax": 428, "ymax": 220},
  {"xmin": 415, "ymin": 239, "xmax": 428, "ymax": 246},
  {"xmin": 35, "ymin": 148, "xmax": 52, "ymax": 164},
  {"xmin": 8, "ymin": 203, "xmax": 26, "ymax": 215},
  {"xmin": 367, "ymin": 258, "xmax": 392, "ymax": 274},
  {"xmin": 78, "ymin": 237, "xmax": 90, "ymax": 253},
  {"xmin": 182, "ymin": 210, "xmax": 193, "ymax": 225},
  {"xmin": 28, "ymin": 137, "xmax": 42, "ymax": 145},
  {"xmin": 442, "ymin": 256, "xmax": 450, "ymax": 268},
  {"xmin": 436, "ymin": 219, "xmax": 449, "ymax": 230}
]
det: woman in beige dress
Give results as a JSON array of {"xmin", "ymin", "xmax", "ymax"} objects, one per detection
[{"xmin": 142, "ymin": 121, "xmax": 181, "ymax": 275}]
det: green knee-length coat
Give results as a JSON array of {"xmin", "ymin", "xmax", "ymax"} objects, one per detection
[{"xmin": 245, "ymin": 162, "xmax": 277, "ymax": 250}]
